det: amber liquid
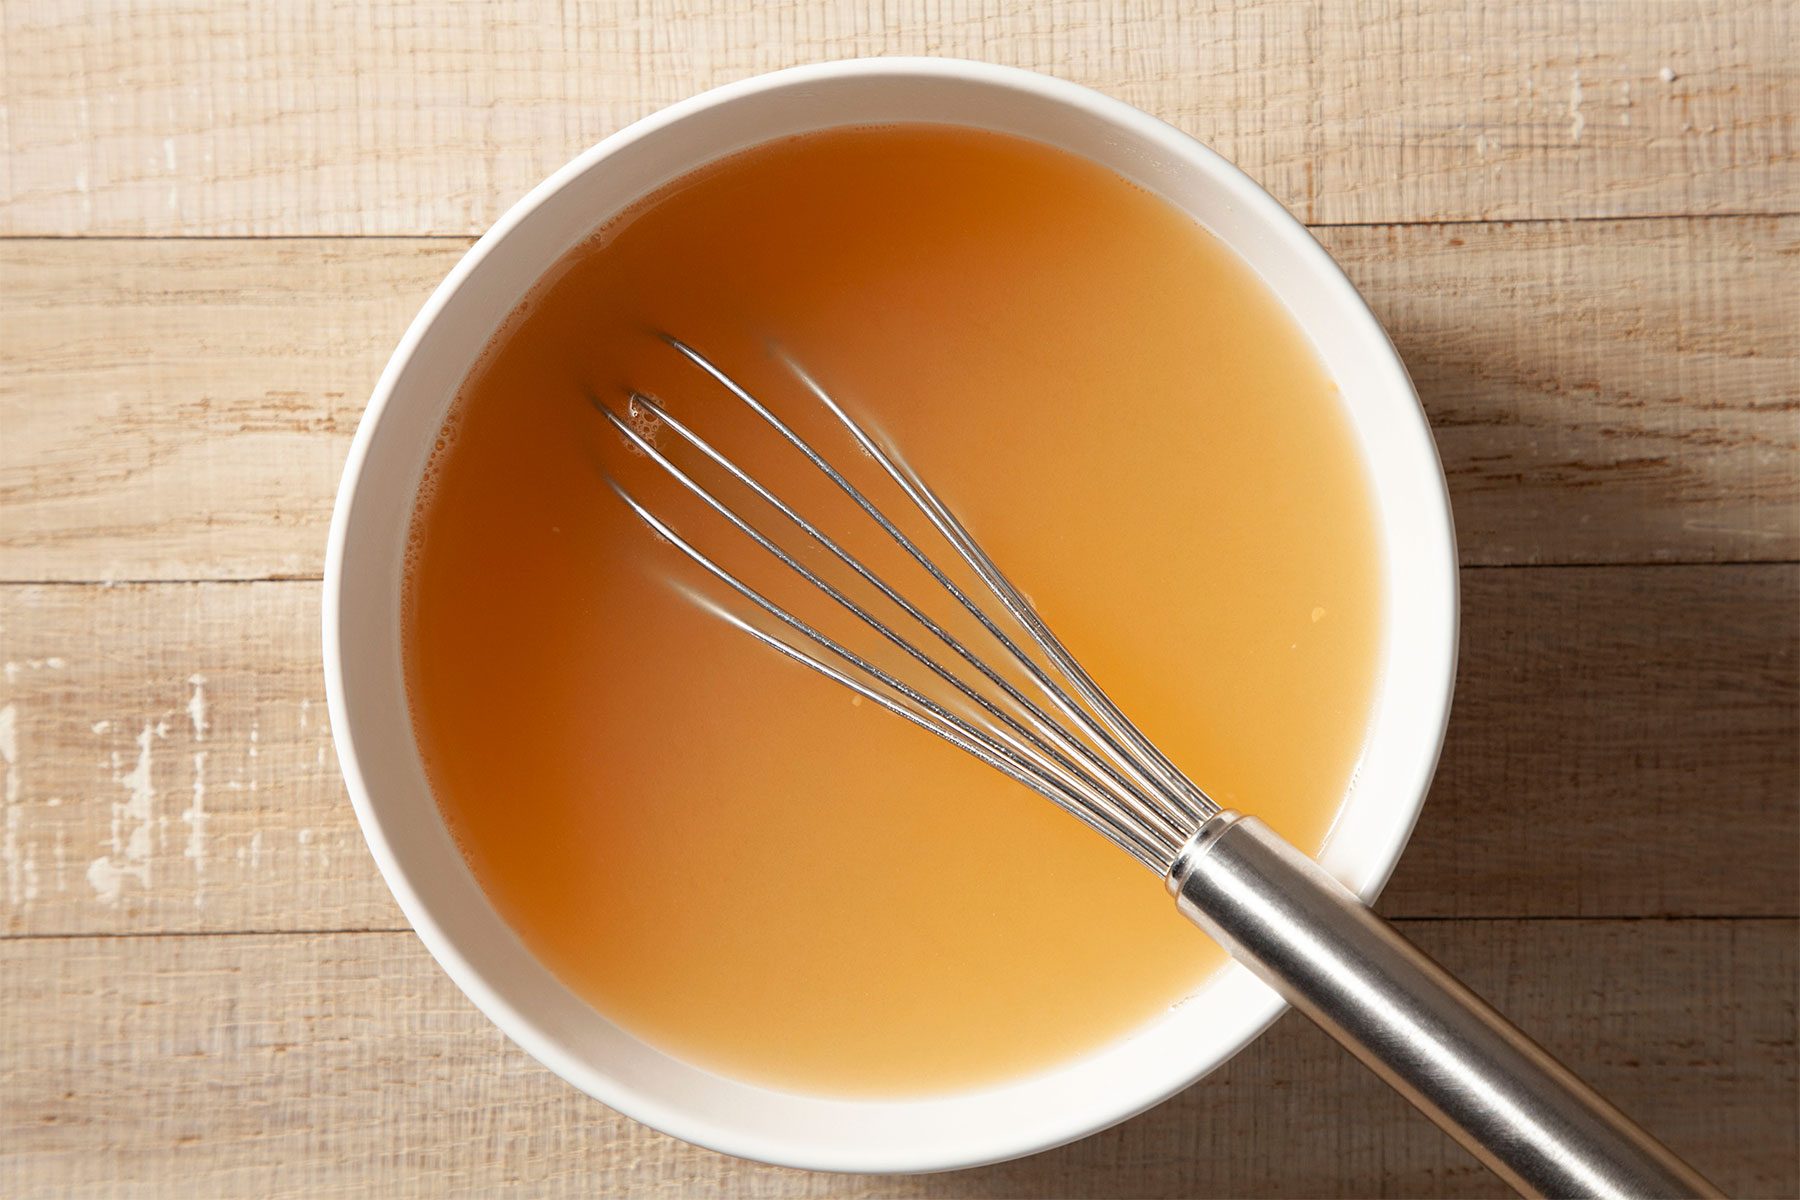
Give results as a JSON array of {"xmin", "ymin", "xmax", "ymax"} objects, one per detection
[{"xmin": 405, "ymin": 125, "xmax": 1383, "ymax": 1096}]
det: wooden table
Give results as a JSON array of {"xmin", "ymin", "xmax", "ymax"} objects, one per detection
[{"xmin": 2, "ymin": 2, "xmax": 1795, "ymax": 1195}]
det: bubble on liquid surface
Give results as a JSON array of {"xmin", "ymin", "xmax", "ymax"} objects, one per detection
[{"xmin": 621, "ymin": 394, "xmax": 663, "ymax": 455}]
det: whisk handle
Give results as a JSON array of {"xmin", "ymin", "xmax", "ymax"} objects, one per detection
[{"xmin": 1168, "ymin": 811, "xmax": 1720, "ymax": 1200}]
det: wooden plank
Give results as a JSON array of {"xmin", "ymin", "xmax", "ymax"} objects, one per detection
[
  {"xmin": 1, "ymin": 920, "xmax": 1789, "ymax": 1197},
  {"xmin": 0, "ymin": 0, "xmax": 1793, "ymax": 236},
  {"xmin": 0, "ymin": 581, "xmax": 383, "ymax": 936},
  {"xmin": 2, "ymin": 219, "xmax": 1793, "ymax": 583},
  {"xmin": 1336, "ymin": 217, "xmax": 1799, "ymax": 566},
  {"xmin": 0, "ymin": 566, "xmax": 1792, "ymax": 937},
  {"xmin": 1379, "ymin": 563, "xmax": 1800, "ymax": 919},
  {"xmin": 0, "ymin": 238, "xmax": 455, "ymax": 583}
]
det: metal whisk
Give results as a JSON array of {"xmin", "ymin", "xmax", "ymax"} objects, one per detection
[{"xmin": 593, "ymin": 336, "xmax": 1718, "ymax": 1200}]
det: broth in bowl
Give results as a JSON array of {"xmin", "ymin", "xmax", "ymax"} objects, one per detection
[{"xmin": 402, "ymin": 124, "xmax": 1383, "ymax": 1096}]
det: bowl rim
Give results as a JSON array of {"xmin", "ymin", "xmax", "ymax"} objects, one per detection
[{"xmin": 323, "ymin": 55, "xmax": 1459, "ymax": 1174}]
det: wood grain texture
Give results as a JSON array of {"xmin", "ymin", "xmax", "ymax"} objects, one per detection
[
  {"xmin": 0, "ymin": 239, "xmax": 443, "ymax": 583},
  {"xmin": 2, "ymin": 920, "xmax": 1790, "ymax": 1198},
  {"xmin": 3, "ymin": 218, "xmax": 1794, "ymax": 582},
  {"xmin": 1336, "ymin": 217, "xmax": 1799, "ymax": 566},
  {"xmin": 1, "ymin": 566, "xmax": 1792, "ymax": 938},
  {"xmin": 0, "ymin": 1, "xmax": 1794, "ymax": 236}
]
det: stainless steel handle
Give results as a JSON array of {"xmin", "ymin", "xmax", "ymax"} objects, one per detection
[{"xmin": 1168, "ymin": 812, "xmax": 1721, "ymax": 1199}]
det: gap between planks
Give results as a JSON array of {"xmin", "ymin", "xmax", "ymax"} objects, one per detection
[
  {"xmin": 1, "ymin": 210, "xmax": 1797, "ymax": 241},
  {"xmin": 6, "ymin": 913, "xmax": 1799, "ymax": 945},
  {"xmin": 5, "ymin": 560, "xmax": 1800, "ymax": 590}
]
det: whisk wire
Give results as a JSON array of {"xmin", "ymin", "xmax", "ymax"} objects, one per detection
[
  {"xmin": 787, "ymin": 354, "xmax": 1216, "ymax": 828},
  {"xmin": 700, "ymin": 599, "xmax": 1173, "ymax": 870},
  {"xmin": 667, "ymin": 338, "xmax": 1214, "ymax": 833},
  {"xmin": 599, "ymin": 388, "xmax": 1190, "ymax": 853},
  {"xmin": 597, "ymin": 337, "xmax": 1216, "ymax": 871},
  {"xmin": 603, "ymin": 477, "xmax": 1172, "ymax": 869}
]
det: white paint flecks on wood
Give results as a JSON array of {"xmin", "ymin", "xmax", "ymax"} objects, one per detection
[
  {"xmin": 84, "ymin": 719, "xmax": 158, "ymax": 904},
  {"xmin": 1, "ymin": 701, "xmax": 25, "ymax": 907},
  {"xmin": 0, "ymin": 657, "xmax": 74, "ymax": 911},
  {"xmin": 182, "ymin": 674, "xmax": 209, "ymax": 909},
  {"xmin": 0, "ymin": 583, "xmax": 387, "ymax": 937}
]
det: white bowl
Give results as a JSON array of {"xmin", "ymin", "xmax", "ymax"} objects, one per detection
[{"xmin": 324, "ymin": 57, "xmax": 1458, "ymax": 1174}]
